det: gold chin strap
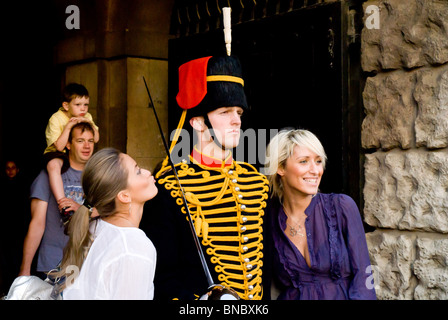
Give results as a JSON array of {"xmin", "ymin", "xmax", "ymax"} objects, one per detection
[
  {"xmin": 156, "ymin": 109, "xmax": 187, "ymax": 179},
  {"xmin": 206, "ymin": 75, "xmax": 244, "ymax": 87}
]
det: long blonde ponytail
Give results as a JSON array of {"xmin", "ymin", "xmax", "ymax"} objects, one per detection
[{"xmin": 52, "ymin": 148, "xmax": 128, "ymax": 288}]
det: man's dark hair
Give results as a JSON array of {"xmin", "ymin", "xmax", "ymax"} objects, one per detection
[{"xmin": 68, "ymin": 122, "xmax": 94, "ymax": 143}]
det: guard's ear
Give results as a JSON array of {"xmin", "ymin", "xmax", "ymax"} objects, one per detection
[
  {"xmin": 117, "ymin": 190, "xmax": 131, "ymax": 204},
  {"xmin": 189, "ymin": 116, "xmax": 207, "ymax": 132}
]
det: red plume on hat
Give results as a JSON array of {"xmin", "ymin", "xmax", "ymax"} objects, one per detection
[{"xmin": 176, "ymin": 56, "xmax": 213, "ymax": 110}]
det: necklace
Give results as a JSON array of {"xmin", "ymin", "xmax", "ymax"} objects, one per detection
[{"xmin": 283, "ymin": 206, "xmax": 305, "ymax": 238}]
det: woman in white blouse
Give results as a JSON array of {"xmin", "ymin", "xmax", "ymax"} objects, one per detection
[{"xmin": 55, "ymin": 148, "xmax": 158, "ymax": 299}]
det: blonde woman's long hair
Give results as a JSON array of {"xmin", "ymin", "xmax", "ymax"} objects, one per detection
[
  {"xmin": 52, "ymin": 148, "xmax": 128, "ymax": 288},
  {"xmin": 265, "ymin": 129, "xmax": 327, "ymax": 203}
]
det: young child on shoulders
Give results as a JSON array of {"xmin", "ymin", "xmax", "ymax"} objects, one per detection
[{"xmin": 44, "ymin": 83, "xmax": 99, "ymax": 210}]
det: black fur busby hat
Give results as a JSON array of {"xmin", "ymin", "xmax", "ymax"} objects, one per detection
[
  {"xmin": 176, "ymin": 55, "xmax": 248, "ymax": 119},
  {"xmin": 197, "ymin": 55, "xmax": 248, "ymax": 115}
]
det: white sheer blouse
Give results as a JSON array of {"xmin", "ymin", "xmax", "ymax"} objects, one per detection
[{"xmin": 63, "ymin": 219, "xmax": 156, "ymax": 300}]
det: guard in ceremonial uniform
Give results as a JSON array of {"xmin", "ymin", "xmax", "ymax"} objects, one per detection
[{"xmin": 142, "ymin": 55, "xmax": 269, "ymax": 300}]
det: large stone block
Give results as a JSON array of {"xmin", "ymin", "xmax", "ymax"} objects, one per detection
[
  {"xmin": 366, "ymin": 231, "xmax": 416, "ymax": 299},
  {"xmin": 361, "ymin": 71, "xmax": 416, "ymax": 150},
  {"xmin": 126, "ymin": 57, "xmax": 168, "ymax": 168},
  {"xmin": 364, "ymin": 149, "xmax": 448, "ymax": 233},
  {"xmin": 414, "ymin": 65, "xmax": 448, "ymax": 149},
  {"xmin": 362, "ymin": 0, "xmax": 448, "ymax": 72},
  {"xmin": 362, "ymin": 65, "xmax": 448, "ymax": 150},
  {"xmin": 413, "ymin": 238, "xmax": 448, "ymax": 299},
  {"xmin": 367, "ymin": 230, "xmax": 448, "ymax": 299}
]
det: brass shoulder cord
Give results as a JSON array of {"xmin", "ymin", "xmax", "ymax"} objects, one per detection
[{"xmin": 158, "ymin": 158, "xmax": 269, "ymax": 300}]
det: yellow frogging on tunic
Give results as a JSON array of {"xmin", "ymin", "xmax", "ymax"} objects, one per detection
[{"xmin": 158, "ymin": 158, "xmax": 269, "ymax": 300}]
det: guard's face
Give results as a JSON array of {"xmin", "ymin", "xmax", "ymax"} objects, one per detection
[{"xmin": 207, "ymin": 106, "xmax": 243, "ymax": 149}]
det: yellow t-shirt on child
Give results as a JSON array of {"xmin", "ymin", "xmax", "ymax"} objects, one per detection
[{"xmin": 44, "ymin": 107, "xmax": 98, "ymax": 154}]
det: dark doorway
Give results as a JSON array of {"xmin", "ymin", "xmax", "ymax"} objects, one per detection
[
  {"xmin": 0, "ymin": 2, "xmax": 61, "ymax": 181},
  {"xmin": 168, "ymin": 1, "xmax": 363, "ymax": 204}
]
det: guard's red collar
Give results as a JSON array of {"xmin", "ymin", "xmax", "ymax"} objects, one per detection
[{"xmin": 191, "ymin": 146, "xmax": 233, "ymax": 168}]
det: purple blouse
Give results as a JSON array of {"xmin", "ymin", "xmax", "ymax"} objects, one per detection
[{"xmin": 270, "ymin": 193, "xmax": 376, "ymax": 300}]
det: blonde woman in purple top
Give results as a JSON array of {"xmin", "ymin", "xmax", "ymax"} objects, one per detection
[{"xmin": 264, "ymin": 129, "xmax": 376, "ymax": 300}]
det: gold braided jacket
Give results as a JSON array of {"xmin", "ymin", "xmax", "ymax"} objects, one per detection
[{"xmin": 157, "ymin": 150, "xmax": 269, "ymax": 300}]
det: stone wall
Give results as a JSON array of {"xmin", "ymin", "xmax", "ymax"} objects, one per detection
[
  {"xmin": 53, "ymin": 0, "xmax": 173, "ymax": 173},
  {"xmin": 361, "ymin": 0, "xmax": 448, "ymax": 299}
]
